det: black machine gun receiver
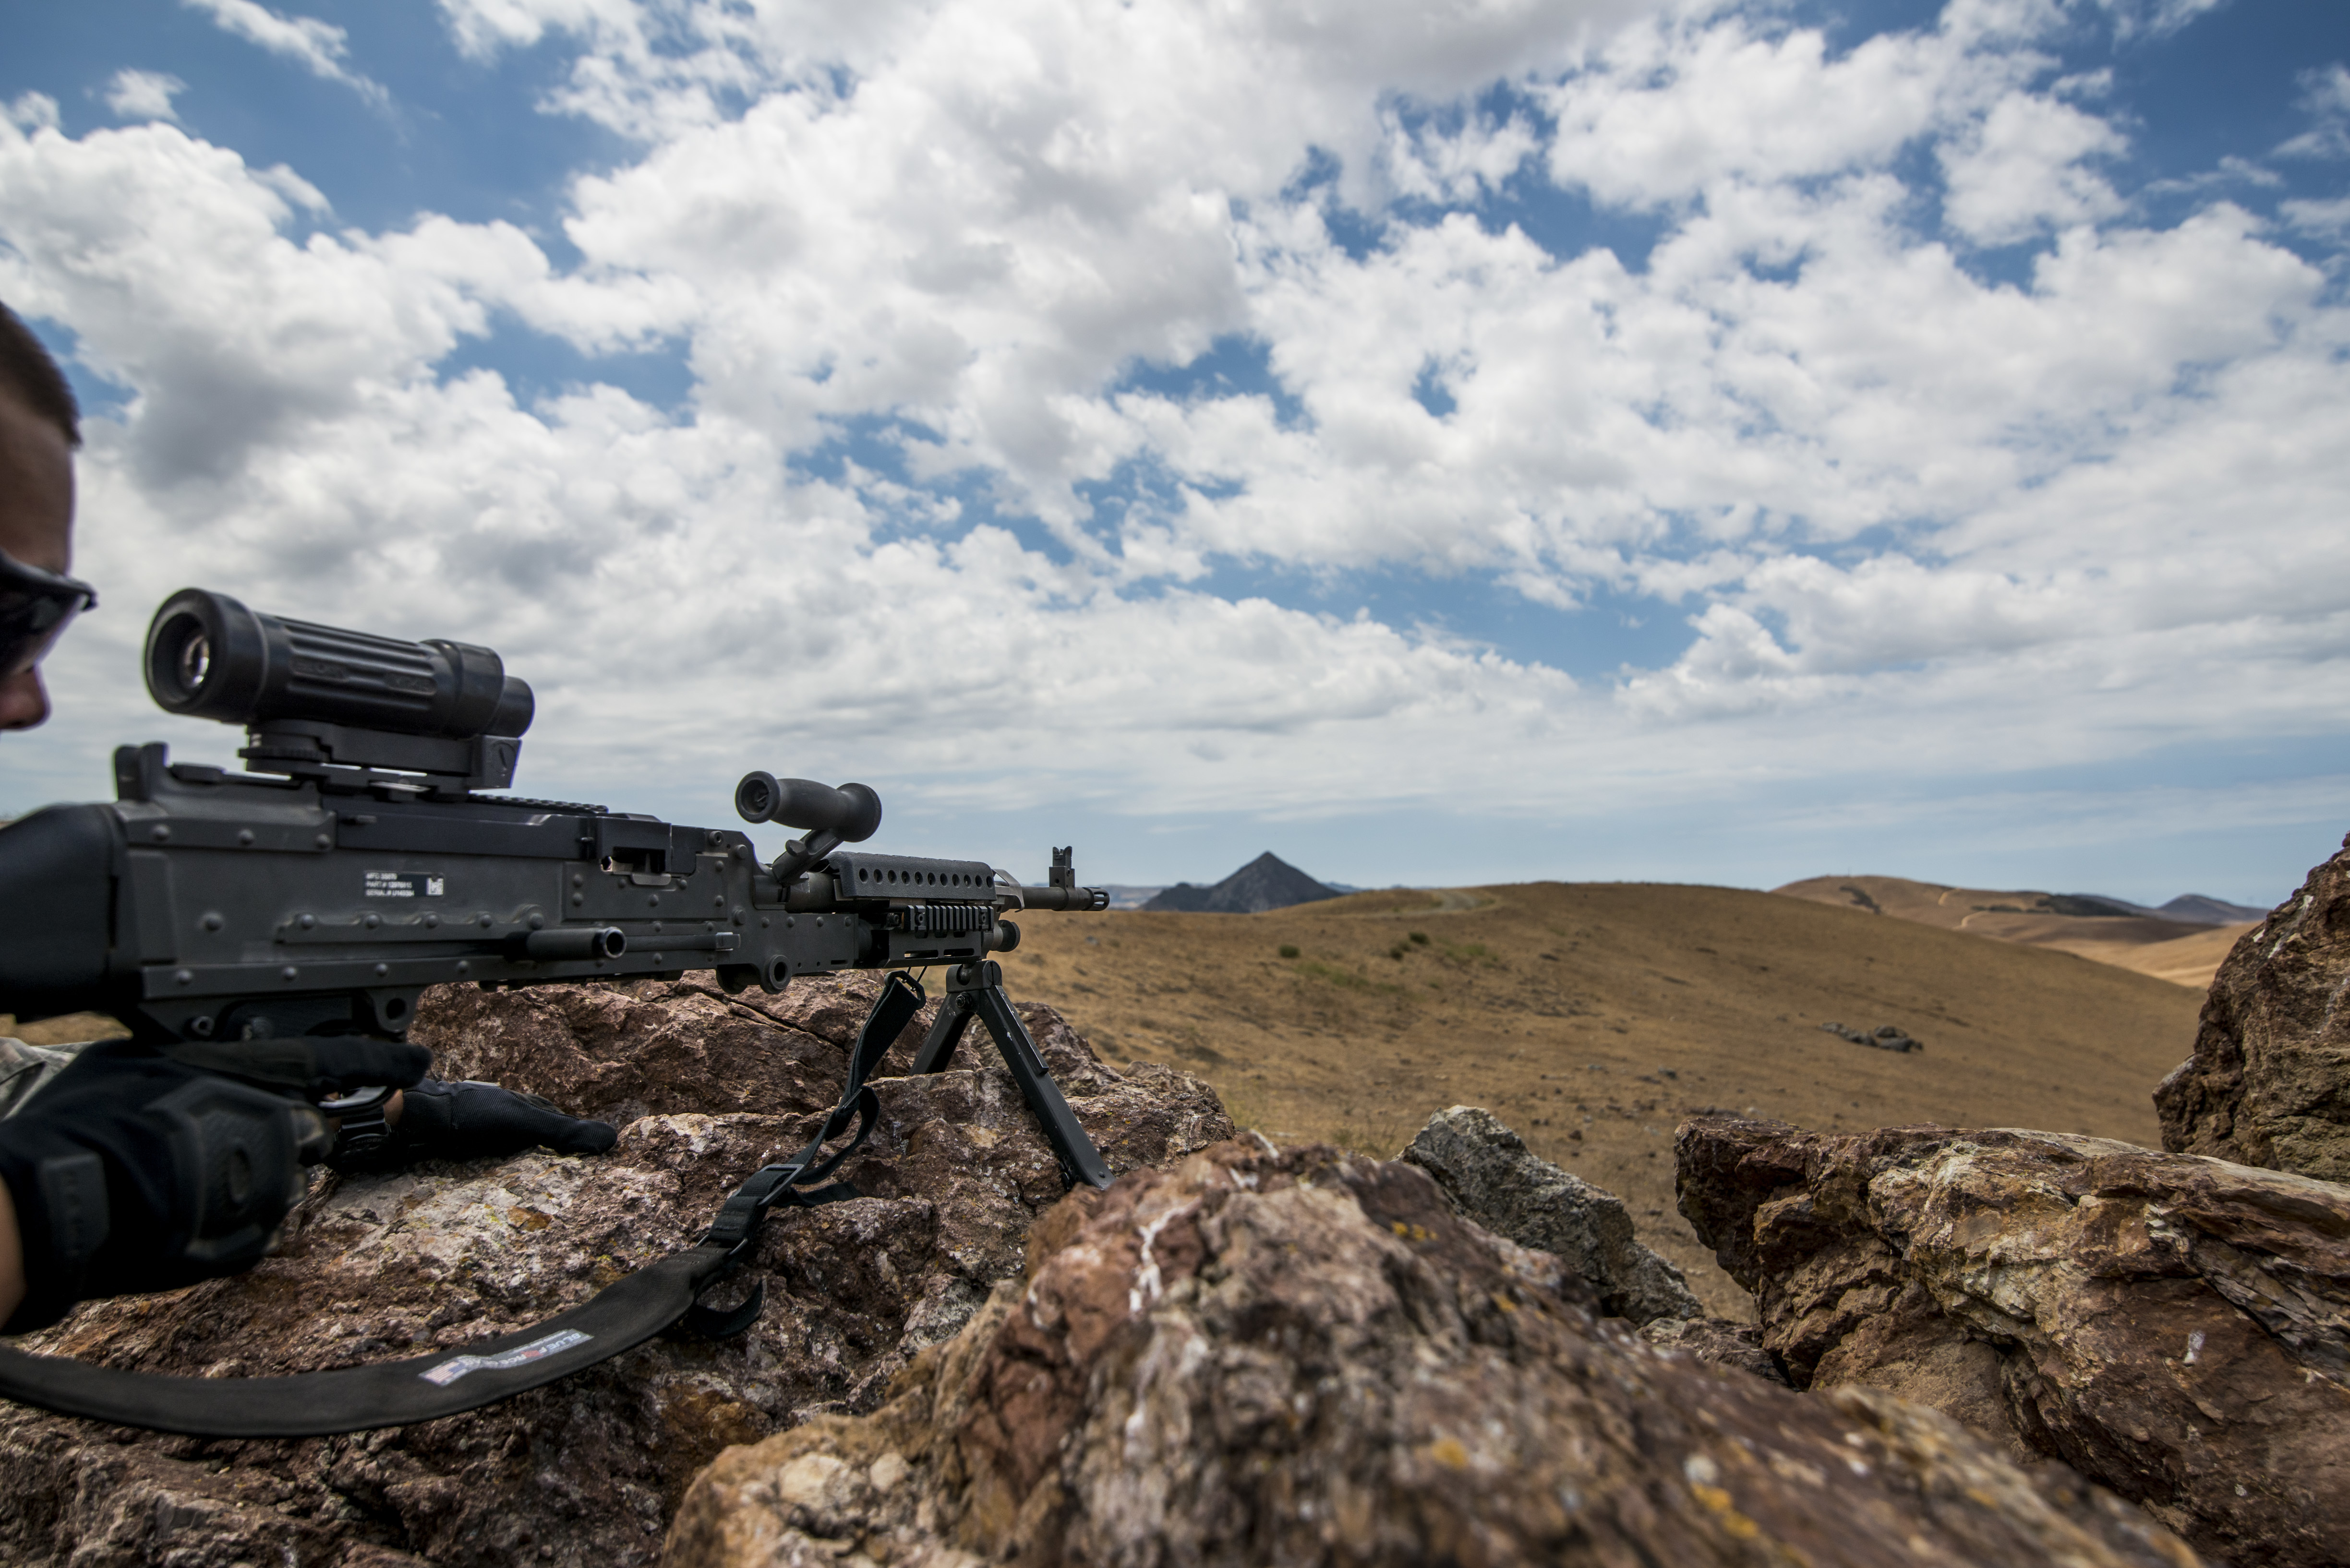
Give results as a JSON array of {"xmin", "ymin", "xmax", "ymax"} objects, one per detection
[{"xmin": 0, "ymin": 589, "xmax": 1118, "ymax": 1182}]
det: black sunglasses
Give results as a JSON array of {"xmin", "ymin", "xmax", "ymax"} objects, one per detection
[{"xmin": 0, "ymin": 549, "xmax": 96, "ymax": 679}]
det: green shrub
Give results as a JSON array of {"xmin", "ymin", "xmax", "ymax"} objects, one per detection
[
  {"xmin": 1409, "ymin": 932, "xmax": 1429, "ymax": 944},
  {"xmin": 1278, "ymin": 944, "xmax": 1300, "ymax": 959}
]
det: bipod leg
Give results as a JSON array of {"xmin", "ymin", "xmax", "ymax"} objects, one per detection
[
  {"xmin": 912, "ymin": 990, "xmax": 979, "ymax": 1074},
  {"xmin": 942, "ymin": 960, "xmax": 1113, "ymax": 1191}
]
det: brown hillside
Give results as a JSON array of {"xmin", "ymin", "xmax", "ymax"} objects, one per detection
[
  {"xmin": 1001, "ymin": 882, "xmax": 2203, "ymax": 1316},
  {"xmin": 2, "ymin": 883, "xmax": 2207, "ymax": 1320},
  {"xmin": 1773, "ymin": 874, "xmax": 2249, "ymax": 988},
  {"xmin": 2048, "ymin": 921, "xmax": 2257, "ymax": 988}
]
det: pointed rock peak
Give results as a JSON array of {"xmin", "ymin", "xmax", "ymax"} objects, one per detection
[{"xmin": 1141, "ymin": 852, "xmax": 1339, "ymax": 913}]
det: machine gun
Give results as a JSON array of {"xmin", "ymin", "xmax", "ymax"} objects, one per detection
[{"xmin": 0, "ymin": 588, "xmax": 1116, "ymax": 1436}]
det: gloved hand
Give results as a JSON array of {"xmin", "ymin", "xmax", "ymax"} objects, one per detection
[
  {"xmin": 328, "ymin": 1078, "xmax": 616, "ymax": 1172},
  {"xmin": 0, "ymin": 1040, "xmax": 353, "ymax": 1333}
]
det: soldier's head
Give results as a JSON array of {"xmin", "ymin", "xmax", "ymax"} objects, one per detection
[{"xmin": 0, "ymin": 302, "xmax": 90, "ymax": 733}]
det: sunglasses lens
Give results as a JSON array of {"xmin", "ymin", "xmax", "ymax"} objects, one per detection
[{"xmin": 0, "ymin": 595, "xmax": 82, "ymax": 678}]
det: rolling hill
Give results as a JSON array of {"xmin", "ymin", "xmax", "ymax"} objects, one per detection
[
  {"xmin": 1000, "ymin": 881, "xmax": 2206, "ymax": 1316},
  {"xmin": 4, "ymin": 878, "xmax": 2214, "ymax": 1319},
  {"xmin": 1772, "ymin": 874, "xmax": 2262, "ymax": 989}
]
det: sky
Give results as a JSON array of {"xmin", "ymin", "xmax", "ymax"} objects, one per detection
[{"xmin": 0, "ymin": 0, "xmax": 2345, "ymax": 906}]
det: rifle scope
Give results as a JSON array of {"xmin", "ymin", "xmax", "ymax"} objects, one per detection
[
  {"xmin": 734, "ymin": 772, "xmax": 882, "ymax": 841},
  {"xmin": 144, "ymin": 589, "xmax": 534, "ymax": 740}
]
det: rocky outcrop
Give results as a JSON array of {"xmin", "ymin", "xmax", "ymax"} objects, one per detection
[
  {"xmin": 1676, "ymin": 1115, "xmax": 2350, "ymax": 1568},
  {"xmin": 664, "ymin": 1137, "xmax": 2198, "ymax": 1568},
  {"xmin": 0, "ymin": 973, "xmax": 1231, "ymax": 1568},
  {"xmin": 1402, "ymin": 1104, "xmax": 1700, "ymax": 1324},
  {"xmin": 1820, "ymin": 1021, "xmax": 1924, "ymax": 1053},
  {"xmin": 409, "ymin": 969, "xmax": 1138, "ymax": 1121},
  {"xmin": 2157, "ymin": 832, "xmax": 2350, "ymax": 1180}
]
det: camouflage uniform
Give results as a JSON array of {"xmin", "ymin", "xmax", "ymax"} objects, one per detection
[{"xmin": 0, "ymin": 1036, "xmax": 102, "ymax": 1118}]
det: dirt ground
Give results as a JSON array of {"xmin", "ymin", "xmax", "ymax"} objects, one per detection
[{"xmin": 995, "ymin": 882, "xmax": 2206, "ymax": 1317}]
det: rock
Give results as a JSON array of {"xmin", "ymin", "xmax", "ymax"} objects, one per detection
[
  {"xmin": 406, "ymin": 970, "xmax": 1130, "ymax": 1125},
  {"xmin": 663, "ymin": 1138, "xmax": 2200, "ymax": 1568},
  {"xmin": 1639, "ymin": 1315, "xmax": 1791, "ymax": 1385},
  {"xmin": 1401, "ymin": 1104, "xmax": 1701, "ymax": 1324},
  {"xmin": 1676, "ymin": 1114, "xmax": 2350, "ymax": 1568},
  {"xmin": 0, "ymin": 973, "xmax": 1233, "ymax": 1568},
  {"xmin": 2156, "ymin": 832, "xmax": 2350, "ymax": 1180},
  {"xmin": 1819, "ymin": 1022, "xmax": 1924, "ymax": 1053}
]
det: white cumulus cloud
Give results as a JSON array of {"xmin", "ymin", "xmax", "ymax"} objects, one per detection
[
  {"xmin": 181, "ymin": 0, "xmax": 388, "ymax": 104},
  {"xmin": 101, "ymin": 69, "xmax": 188, "ymax": 123},
  {"xmin": 0, "ymin": 0, "xmax": 2343, "ymax": 893}
]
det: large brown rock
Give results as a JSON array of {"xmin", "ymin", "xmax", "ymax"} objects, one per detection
[
  {"xmin": 1676, "ymin": 1115, "xmax": 2350, "ymax": 1568},
  {"xmin": 0, "ymin": 973, "xmax": 1232, "ymax": 1568},
  {"xmin": 663, "ymin": 1137, "xmax": 2200, "ymax": 1568},
  {"xmin": 2157, "ymin": 832, "xmax": 2350, "ymax": 1179},
  {"xmin": 408, "ymin": 969, "xmax": 1137, "ymax": 1122}
]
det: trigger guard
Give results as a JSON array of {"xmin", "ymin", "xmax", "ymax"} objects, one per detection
[{"xmin": 319, "ymin": 1084, "xmax": 397, "ymax": 1165}]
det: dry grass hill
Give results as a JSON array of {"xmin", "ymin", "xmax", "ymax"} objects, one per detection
[
  {"xmin": 1002, "ymin": 882, "xmax": 2205, "ymax": 1315},
  {"xmin": 1772, "ymin": 874, "xmax": 2257, "ymax": 989},
  {"xmin": 1, "ymin": 878, "xmax": 2212, "ymax": 1319}
]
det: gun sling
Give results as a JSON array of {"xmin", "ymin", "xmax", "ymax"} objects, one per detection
[{"xmin": 0, "ymin": 968, "xmax": 1107, "ymax": 1436}]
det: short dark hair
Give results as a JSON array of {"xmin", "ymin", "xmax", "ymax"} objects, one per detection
[{"xmin": 0, "ymin": 301, "xmax": 81, "ymax": 451}]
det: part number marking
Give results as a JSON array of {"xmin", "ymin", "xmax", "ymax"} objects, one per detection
[{"xmin": 365, "ymin": 871, "xmax": 446, "ymax": 899}]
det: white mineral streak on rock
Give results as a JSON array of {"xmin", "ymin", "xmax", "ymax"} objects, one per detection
[
  {"xmin": 666, "ymin": 1140, "xmax": 2202, "ymax": 1568},
  {"xmin": 0, "ymin": 974, "xmax": 1235, "ymax": 1567},
  {"xmin": 1124, "ymin": 1199, "xmax": 1192, "ymax": 1316},
  {"xmin": 1681, "ymin": 1109, "xmax": 2350, "ymax": 1567}
]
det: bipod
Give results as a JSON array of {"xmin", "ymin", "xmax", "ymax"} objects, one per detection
[
  {"xmin": 680, "ymin": 964, "xmax": 1111, "ymax": 1336},
  {"xmin": 911, "ymin": 960, "xmax": 1114, "ymax": 1191}
]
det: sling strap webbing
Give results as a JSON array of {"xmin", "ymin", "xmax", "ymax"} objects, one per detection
[
  {"xmin": 0, "ymin": 973, "xmax": 932, "ymax": 1436},
  {"xmin": 0, "ymin": 1245, "xmax": 730, "ymax": 1436}
]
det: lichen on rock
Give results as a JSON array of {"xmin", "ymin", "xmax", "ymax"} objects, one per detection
[
  {"xmin": 1675, "ymin": 1113, "xmax": 2350, "ymax": 1568},
  {"xmin": 1401, "ymin": 1103, "xmax": 1701, "ymax": 1324},
  {"xmin": 0, "ymin": 972, "xmax": 1232, "ymax": 1568},
  {"xmin": 664, "ymin": 1137, "xmax": 2200, "ymax": 1568},
  {"xmin": 2157, "ymin": 830, "xmax": 2350, "ymax": 1180}
]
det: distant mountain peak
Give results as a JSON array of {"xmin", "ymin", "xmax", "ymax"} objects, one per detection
[
  {"xmin": 2156, "ymin": 893, "xmax": 2271, "ymax": 926},
  {"xmin": 1773, "ymin": 874, "xmax": 2272, "ymax": 932},
  {"xmin": 1141, "ymin": 852, "xmax": 1340, "ymax": 914}
]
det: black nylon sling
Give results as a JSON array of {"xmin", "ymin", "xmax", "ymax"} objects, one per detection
[
  {"xmin": 0, "ymin": 972, "xmax": 931, "ymax": 1437},
  {"xmin": 0, "ymin": 1245, "xmax": 730, "ymax": 1437}
]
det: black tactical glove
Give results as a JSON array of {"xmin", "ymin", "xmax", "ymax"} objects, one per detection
[
  {"xmin": 328, "ymin": 1078, "xmax": 616, "ymax": 1172},
  {"xmin": 0, "ymin": 1039, "xmax": 428, "ymax": 1333}
]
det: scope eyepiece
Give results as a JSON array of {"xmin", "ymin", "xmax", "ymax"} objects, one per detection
[
  {"xmin": 145, "ymin": 589, "xmax": 533, "ymax": 741},
  {"xmin": 734, "ymin": 772, "xmax": 883, "ymax": 842}
]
